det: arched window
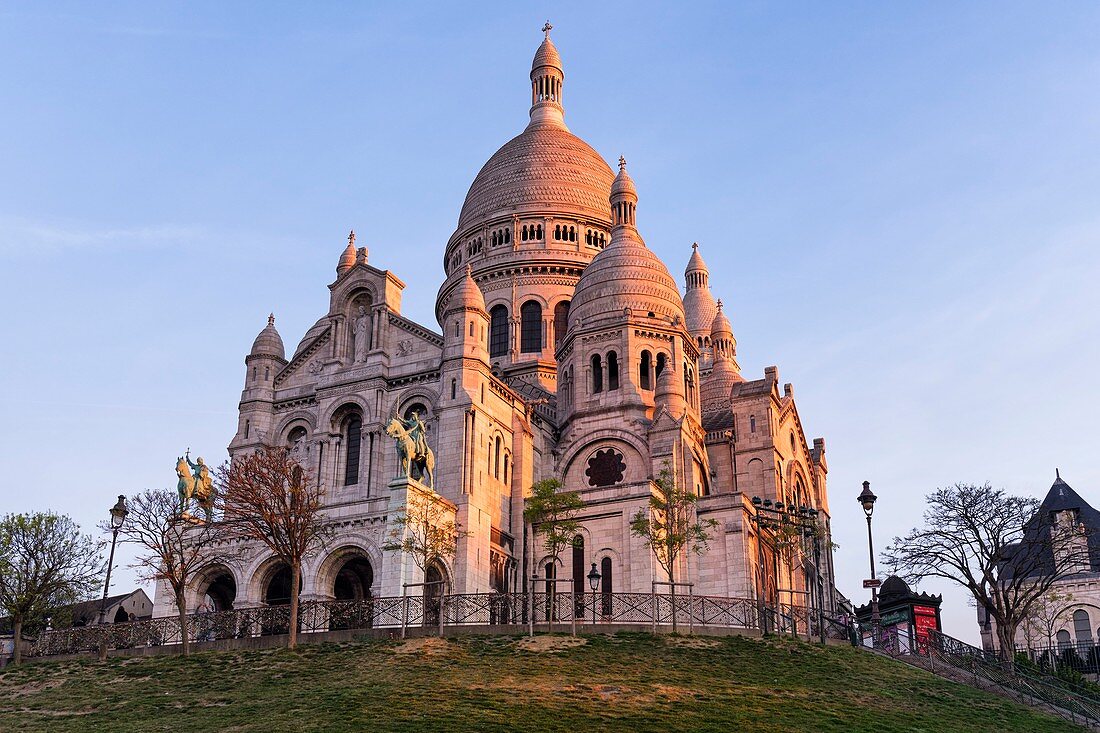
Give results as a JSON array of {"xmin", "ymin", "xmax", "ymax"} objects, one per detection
[
  {"xmin": 450, "ymin": 378, "xmax": 456, "ymax": 400},
  {"xmin": 554, "ymin": 301, "xmax": 570, "ymax": 349},
  {"xmin": 494, "ymin": 436, "xmax": 501, "ymax": 479},
  {"xmin": 536, "ymin": 224, "xmax": 543, "ymax": 240},
  {"xmin": 600, "ymin": 557, "xmax": 613, "ymax": 616},
  {"xmin": 554, "ymin": 224, "xmax": 561, "ymax": 240},
  {"xmin": 489, "ymin": 305, "xmax": 509, "ymax": 357},
  {"xmin": 569, "ymin": 226, "xmax": 576, "ymax": 242},
  {"xmin": 1074, "ymin": 609, "xmax": 1093, "ymax": 644},
  {"xmin": 343, "ymin": 414, "xmax": 362, "ymax": 486},
  {"xmin": 286, "ymin": 426, "xmax": 307, "ymax": 456},
  {"xmin": 503, "ymin": 454, "xmax": 510, "ymax": 485},
  {"xmin": 750, "ymin": 415, "xmax": 757, "ymax": 434},
  {"xmin": 640, "ymin": 350, "xmax": 652, "ymax": 390},
  {"xmin": 607, "ymin": 351, "xmax": 619, "ymax": 390},
  {"xmin": 1057, "ymin": 629, "xmax": 1073, "ymax": 649},
  {"xmin": 520, "ymin": 301, "xmax": 543, "ymax": 353},
  {"xmin": 655, "ymin": 353, "xmax": 667, "ymax": 378},
  {"xmin": 572, "ymin": 536, "xmax": 585, "ymax": 612},
  {"xmin": 591, "ymin": 354, "xmax": 603, "ymax": 393}
]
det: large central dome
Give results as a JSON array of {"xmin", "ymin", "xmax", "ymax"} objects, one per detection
[{"xmin": 456, "ymin": 124, "xmax": 614, "ymax": 232}]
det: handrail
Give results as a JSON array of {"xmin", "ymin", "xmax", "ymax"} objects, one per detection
[
  {"xmin": 926, "ymin": 629, "xmax": 1100, "ymax": 728},
  {"xmin": 27, "ymin": 591, "xmax": 853, "ymax": 658}
]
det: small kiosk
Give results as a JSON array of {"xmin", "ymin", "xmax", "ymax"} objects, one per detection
[{"xmin": 856, "ymin": 575, "xmax": 943, "ymax": 652}]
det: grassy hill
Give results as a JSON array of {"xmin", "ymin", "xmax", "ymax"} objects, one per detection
[{"xmin": 0, "ymin": 632, "xmax": 1081, "ymax": 732}]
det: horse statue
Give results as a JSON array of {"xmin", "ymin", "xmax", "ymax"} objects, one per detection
[
  {"xmin": 176, "ymin": 453, "xmax": 215, "ymax": 522},
  {"xmin": 385, "ymin": 416, "xmax": 435, "ymax": 488}
]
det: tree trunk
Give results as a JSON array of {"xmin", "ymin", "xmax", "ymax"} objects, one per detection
[
  {"xmin": 997, "ymin": 621, "xmax": 1017, "ymax": 673},
  {"xmin": 12, "ymin": 616, "xmax": 22, "ymax": 666},
  {"xmin": 176, "ymin": 589, "xmax": 190, "ymax": 657},
  {"xmin": 668, "ymin": 567, "xmax": 677, "ymax": 634},
  {"xmin": 289, "ymin": 561, "xmax": 301, "ymax": 649}
]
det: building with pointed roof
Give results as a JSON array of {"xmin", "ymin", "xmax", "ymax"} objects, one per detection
[
  {"xmin": 979, "ymin": 472, "xmax": 1100, "ymax": 655},
  {"xmin": 154, "ymin": 26, "xmax": 836, "ymax": 624}
]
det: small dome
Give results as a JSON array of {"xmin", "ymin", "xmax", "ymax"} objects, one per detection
[
  {"xmin": 250, "ymin": 314, "xmax": 285, "ymax": 359},
  {"xmin": 569, "ymin": 163, "xmax": 684, "ymax": 329},
  {"xmin": 445, "ymin": 265, "xmax": 486, "ymax": 314},
  {"xmin": 610, "ymin": 157, "xmax": 637, "ymax": 201},
  {"xmin": 700, "ymin": 357, "xmax": 743, "ymax": 408},
  {"xmin": 685, "ymin": 242, "xmax": 707, "ymax": 276},
  {"xmin": 337, "ymin": 240, "xmax": 356, "ymax": 276},
  {"xmin": 683, "ymin": 244, "xmax": 717, "ymax": 337},
  {"xmin": 879, "ymin": 576, "xmax": 913, "ymax": 601},
  {"xmin": 531, "ymin": 36, "xmax": 562, "ymax": 74},
  {"xmin": 294, "ymin": 316, "xmax": 330, "ymax": 359},
  {"xmin": 710, "ymin": 300, "xmax": 733, "ymax": 339},
  {"xmin": 654, "ymin": 362, "xmax": 686, "ymax": 419}
]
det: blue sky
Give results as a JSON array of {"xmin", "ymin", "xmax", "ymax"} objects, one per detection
[{"xmin": 2, "ymin": 2, "xmax": 1099, "ymax": 643}]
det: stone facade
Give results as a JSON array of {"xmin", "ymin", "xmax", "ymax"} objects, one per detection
[
  {"xmin": 153, "ymin": 28, "xmax": 836, "ymax": 619},
  {"xmin": 979, "ymin": 474, "xmax": 1100, "ymax": 654}
]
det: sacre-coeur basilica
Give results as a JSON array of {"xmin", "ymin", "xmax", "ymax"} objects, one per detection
[{"xmin": 152, "ymin": 26, "xmax": 838, "ymax": 621}]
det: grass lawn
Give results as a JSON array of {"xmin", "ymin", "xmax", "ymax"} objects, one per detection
[{"xmin": 0, "ymin": 632, "xmax": 1081, "ymax": 732}]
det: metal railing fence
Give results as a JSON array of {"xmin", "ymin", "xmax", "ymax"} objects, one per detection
[{"xmin": 29, "ymin": 591, "xmax": 852, "ymax": 658}]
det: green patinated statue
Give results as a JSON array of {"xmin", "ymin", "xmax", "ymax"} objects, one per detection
[{"xmin": 176, "ymin": 450, "xmax": 215, "ymax": 521}]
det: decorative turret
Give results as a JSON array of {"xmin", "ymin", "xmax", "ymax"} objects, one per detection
[
  {"xmin": 249, "ymin": 313, "xmax": 285, "ymax": 360},
  {"xmin": 701, "ymin": 301, "xmax": 743, "ymax": 409},
  {"xmin": 683, "ymin": 243, "xmax": 718, "ymax": 361},
  {"xmin": 654, "ymin": 361, "xmax": 686, "ymax": 420},
  {"xmin": 337, "ymin": 231, "xmax": 357, "ymax": 276},
  {"xmin": 530, "ymin": 21, "xmax": 565, "ymax": 128},
  {"xmin": 610, "ymin": 156, "xmax": 638, "ymax": 230},
  {"xmin": 442, "ymin": 265, "xmax": 489, "ymax": 364}
]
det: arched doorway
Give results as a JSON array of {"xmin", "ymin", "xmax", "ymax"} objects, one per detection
[
  {"xmin": 203, "ymin": 572, "xmax": 237, "ymax": 612},
  {"xmin": 424, "ymin": 563, "xmax": 446, "ymax": 627},
  {"xmin": 333, "ymin": 557, "xmax": 373, "ymax": 601},
  {"xmin": 331, "ymin": 557, "xmax": 373, "ymax": 630},
  {"xmin": 261, "ymin": 563, "xmax": 300, "ymax": 636}
]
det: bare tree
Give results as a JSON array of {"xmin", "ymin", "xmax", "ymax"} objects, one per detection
[
  {"xmin": 523, "ymin": 478, "xmax": 583, "ymax": 574},
  {"xmin": 1020, "ymin": 588, "xmax": 1075, "ymax": 651},
  {"xmin": 383, "ymin": 493, "xmax": 467, "ymax": 578},
  {"xmin": 884, "ymin": 483, "xmax": 1092, "ymax": 663},
  {"xmin": 630, "ymin": 464, "xmax": 718, "ymax": 631},
  {"xmin": 218, "ymin": 446, "xmax": 333, "ymax": 648},
  {"xmin": 114, "ymin": 489, "xmax": 234, "ymax": 656},
  {"xmin": 0, "ymin": 513, "xmax": 104, "ymax": 664}
]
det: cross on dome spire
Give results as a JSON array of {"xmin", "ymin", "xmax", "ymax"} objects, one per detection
[
  {"xmin": 618, "ymin": 155, "xmax": 627, "ymax": 171},
  {"xmin": 348, "ymin": 230, "xmax": 355, "ymax": 247},
  {"xmin": 267, "ymin": 313, "xmax": 275, "ymax": 327},
  {"xmin": 717, "ymin": 299, "xmax": 723, "ymax": 311},
  {"xmin": 542, "ymin": 20, "xmax": 552, "ymax": 38}
]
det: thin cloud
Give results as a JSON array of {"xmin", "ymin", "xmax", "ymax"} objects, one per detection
[{"xmin": 0, "ymin": 217, "xmax": 205, "ymax": 256}]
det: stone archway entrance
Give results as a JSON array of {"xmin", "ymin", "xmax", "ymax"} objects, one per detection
[
  {"xmin": 203, "ymin": 572, "xmax": 237, "ymax": 612},
  {"xmin": 330, "ymin": 556, "xmax": 374, "ymax": 630},
  {"xmin": 424, "ymin": 563, "xmax": 446, "ymax": 627},
  {"xmin": 261, "ymin": 563, "xmax": 301, "ymax": 636},
  {"xmin": 333, "ymin": 557, "xmax": 373, "ymax": 602}
]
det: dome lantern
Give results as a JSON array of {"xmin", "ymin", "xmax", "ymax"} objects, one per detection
[
  {"xmin": 530, "ymin": 21, "xmax": 565, "ymax": 128},
  {"xmin": 610, "ymin": 157, "xmax": 638, "ymax": 230}
]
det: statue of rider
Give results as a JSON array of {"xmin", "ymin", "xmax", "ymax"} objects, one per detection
[
  {"xmin": 400, "ymin": 410, "xmax": 429, "ymax": 462},
  {"xmin": 186, "ymin": 452, "xmax": 213, "ymax": 499}
]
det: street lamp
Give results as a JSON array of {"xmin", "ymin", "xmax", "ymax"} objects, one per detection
[
  {"xmin": 97, "ymin": 495, "xmax": 129, "ymax": 625},
  {"xmin": 857, "ymin": 481, "xmax": 880, "ymax": 640},
  {"xmin": 587, "ymin": 562, "xmax": 601, "ymax": 626}
]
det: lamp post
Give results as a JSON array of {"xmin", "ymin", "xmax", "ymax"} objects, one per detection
[
  {"xmin": 749, "ymin": 497, "xmax": 822, "ymax": 639},
  {"xmin": 857, "ymin": 481, "xmax": 879, "ymax": 640},
  {"xmin": 97, "ymin": 495, "xmax": 129, "ymax": 625},
  {"xmin": 587, "ymin": 562, "xmax": 601, "ymax": 627}
]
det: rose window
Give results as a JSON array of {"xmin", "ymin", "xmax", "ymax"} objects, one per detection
[{"xmin": 585, "ymin": 448, "xmax": 626, "ymax": 487}]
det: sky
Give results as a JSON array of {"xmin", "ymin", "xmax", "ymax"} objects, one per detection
[{"xmin": 2, "ymin": 2, "xmax": 1099, "ymax": 645}]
